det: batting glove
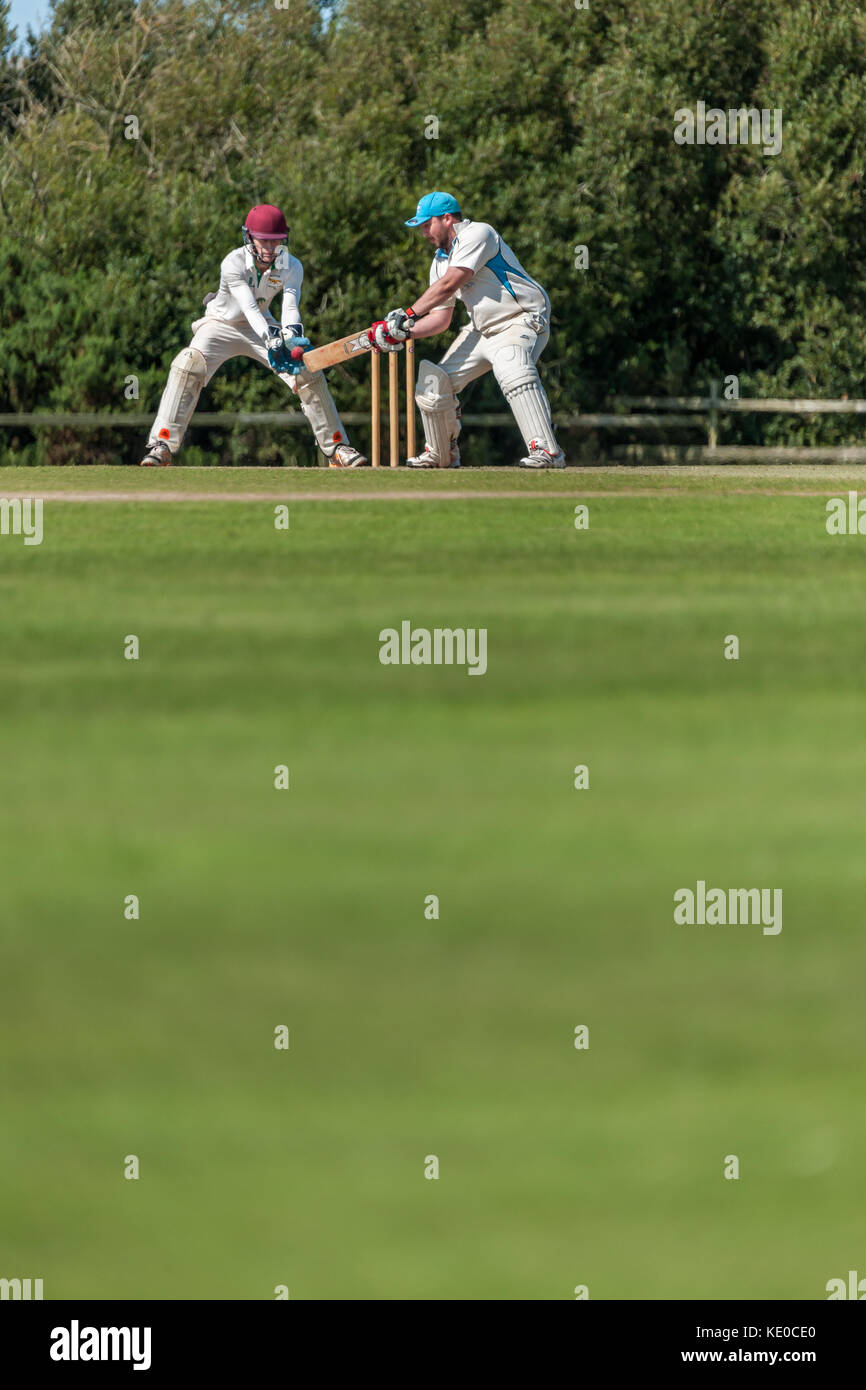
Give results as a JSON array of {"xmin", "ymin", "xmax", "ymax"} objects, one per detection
[
  {"xmin": 367, "ymin": 320, "xmax": 402, "ymax": 353},
  {"xmin": 384, "ymin": 308, "xmax": 417, "ymax": 341}
]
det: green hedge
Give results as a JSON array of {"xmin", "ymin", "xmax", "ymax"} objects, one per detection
[{"xmin": 1, "ymin": 0, "xmax": 865, "ymax": 460}]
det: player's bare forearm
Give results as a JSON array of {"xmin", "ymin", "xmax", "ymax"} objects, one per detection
[
  {"xmin": 410, "ymin": 306, "xmax": 453, "ymax": 339},
  {"xmin": 409, "ymin": 267, "xmax": 473, "ymax": 318}
]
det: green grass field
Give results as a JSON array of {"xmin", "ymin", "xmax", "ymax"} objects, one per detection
[{"xmin": 1, "ymin": 465, "xmax": 864, "ymax": 1300}]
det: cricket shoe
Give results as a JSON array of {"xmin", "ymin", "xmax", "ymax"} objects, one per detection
[
  {"xmin": 405, "ymin": 445, "xmax": 461, "ymax": 469},
  {"xmin": 329, "ymin": 445, "xmax": 368, "ymax": 468},
  {"xmin": 518, "ymin": 442, "xmax": 566, "ymax": 469},
  {"xmin": 139, "ymin": 441, "xmax": 172, "ymax": 466}
]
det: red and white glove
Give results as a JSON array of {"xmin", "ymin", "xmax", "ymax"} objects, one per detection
[
  {"xmin": 367, "ymin": 308, "xmax": 417, "ymax": 353},
  {"xmin": 367, "ymin": 319, "xmax": 402, "ymax": 354},
  {"xmin": 384, "ymin": 307, "xmax": 417, "ymax": 341}
]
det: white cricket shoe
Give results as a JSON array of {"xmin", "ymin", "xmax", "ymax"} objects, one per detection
[
  {"xmin": 329, "ymin": 445, "xmax": 368, "ymax": 468},
  {"xmin": 140, "ymin": 441, "xmax": 172, "ymax": 466},
  {"xmin": 405, "ymin": 445, "xmax": 461, "ymax": 469},
  {"xmin": 518, "ymin": 442, "xmax": 566, "ymax": 469}
]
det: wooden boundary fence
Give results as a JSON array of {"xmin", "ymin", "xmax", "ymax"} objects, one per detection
[{"xmin": 2, "ymin": 382, "xmax": 866, "ymax": 464}]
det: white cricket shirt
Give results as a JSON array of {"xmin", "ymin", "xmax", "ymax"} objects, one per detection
[
  {"xmin": 203, "ymin": 245, "xmax": 304, "ymax": 339},
  {"xmin": 428, "ymin": 220, "xmax": 550, "ymax": 333}
]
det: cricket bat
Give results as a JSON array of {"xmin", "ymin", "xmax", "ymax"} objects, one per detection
[
  {"xmin": 290, "ymin": 329, "xmax": 373, "ymax": 372},
  {"xmin": 290, "ymin": 314, "xmax": 429, "ymax": 371}
]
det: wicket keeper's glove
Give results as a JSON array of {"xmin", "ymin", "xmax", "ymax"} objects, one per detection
[
  {"xmin": 265, "ymin": 330, "xmax": 296, "ymax": 374},
  {"xmin": 282, "ymin": 332, "xmax": 311, "ymax": 353}
]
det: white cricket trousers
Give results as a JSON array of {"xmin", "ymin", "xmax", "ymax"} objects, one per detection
[{"xmin": 148, "ymin": 316, "xmax": 351, "ymax": 458}]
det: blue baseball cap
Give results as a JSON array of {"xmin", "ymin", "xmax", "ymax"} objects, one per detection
[{"xmin": 405, "ymin": 191, "xmax": 462, "ymax": 226}]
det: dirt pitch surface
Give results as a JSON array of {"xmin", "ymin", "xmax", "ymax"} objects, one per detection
[{"xmin": 1, "ymin": 462, "xmax": 865, "ymax": 502}]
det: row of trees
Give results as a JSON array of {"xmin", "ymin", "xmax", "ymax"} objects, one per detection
[{"xmin": 1, "ymin": 0, "xmax": 865, "ymax": 462}]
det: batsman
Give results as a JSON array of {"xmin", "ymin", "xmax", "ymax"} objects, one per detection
[
  {"xmin": 368, "ymin": 191, "xmax": 565, "ymax": 468},
  {"xmin": 140, "ymin": 204, "xmax": 366, "ymax": 467}
]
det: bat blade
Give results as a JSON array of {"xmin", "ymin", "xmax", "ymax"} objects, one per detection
[{"xmin": 301, "ymin": 330, "xmax": 372, "ymax": 372}]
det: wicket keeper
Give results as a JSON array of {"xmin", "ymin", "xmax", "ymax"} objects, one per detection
[{"xmin": 140, "ymin": 204, "xmax": 366, "ymax": 467}]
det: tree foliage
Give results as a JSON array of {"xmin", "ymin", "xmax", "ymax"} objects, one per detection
[{"xmin": 1, "ymin": 0, "xmax": 865, "ymax": 461}]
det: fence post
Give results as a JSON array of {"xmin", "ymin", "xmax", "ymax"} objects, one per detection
[{"xmin": 708, "ymin": 380, "xmax": 719, "ymax": 450}]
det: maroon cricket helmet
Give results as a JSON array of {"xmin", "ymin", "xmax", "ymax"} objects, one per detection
[{"xmin": 243, "ymin": 205, "xmax": 289, "ymax": 240}]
